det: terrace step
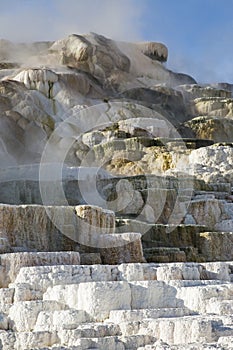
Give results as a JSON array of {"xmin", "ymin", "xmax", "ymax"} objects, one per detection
[
  {"xmin": 143, "ymin": 247, "xmax": 186, "ymax": 263},
  {"xmin": 116, "ymin": 315, "xmax": 228, "ymax": 345},
  {"xmin": 108, "ymin": 307, "xmax": 196, "ymax": 323}
]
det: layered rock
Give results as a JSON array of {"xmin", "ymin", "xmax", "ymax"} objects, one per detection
[
  {"xmin": 1, "ymin": 31, "xmax": 233, "ymax": 349},
  {"xmin": 0, "ymin": 260, "xmax": 232, "ymax": 349},
  {"xmin": 185, "ymin": 116, "xmax": 233, "ymax": 143},
  {"xmin": 0, "ymin": 203, "xmax": 144, "ymax": 265},
  {"xmin": 0, "ymin": 32, "xmax": 197, "ymax": 167}
]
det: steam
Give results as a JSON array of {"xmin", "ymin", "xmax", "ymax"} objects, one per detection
[
  {"xmin": 1, "ymin": 0, "xmax": 232, "ymax": 83},
  {"xmin": 0, "ymin": 0, "xmax": 144, "ymax": 42}
]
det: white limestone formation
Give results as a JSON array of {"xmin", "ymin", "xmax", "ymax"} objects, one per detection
[
  {"xmin": 0, "ymin": 31, "xmax": 233, "ymax": 349},
  {"xmin": 0, "ymin": 261, "xmax": 232, "ymax": 348},
  {"xmin": 189, "ymin": 145, "xmax": 233, "ymax": 184}
]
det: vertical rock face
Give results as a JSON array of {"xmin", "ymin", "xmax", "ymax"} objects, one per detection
[
  {"xmin": 0, "ymin": 203, "xmax": 145, "ymax": 264},
  {"xmin": 0, "ymin": 204, "xmax": 76, "ymax": 252},
  {"xmin": 99, "ymin": 232, "xmax": 145, "ymax": 264},
  {"xmin": 75, "ymin": 204, "xmax": 115, "ymax": 235},
  {"xmin": 13, "ymin": 69, "xmax": 58, "ymax": 99}
]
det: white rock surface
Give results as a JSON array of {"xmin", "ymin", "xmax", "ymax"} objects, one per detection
[
  {"xmin": 8, "ymin": 300, "xmax": 65, "ymax": 331},
  {"xmin": 0, "ymin": 261, "xmax": 232, "ymax": 348},
  {"xmin": 1, "ymin": 31, "xmax": 233, "ymax": 350},
  {"xmin": 77, "ymin": 281, "xmax": 131, "ymax": 321},
  {"xmin": 189, "ymin": 145, "xmax": 233, "ymax": 184}
]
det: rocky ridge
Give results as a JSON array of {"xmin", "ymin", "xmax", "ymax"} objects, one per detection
[{"xmin": 0, "ymin": 33, "xmax": 233, "ymax": 349}]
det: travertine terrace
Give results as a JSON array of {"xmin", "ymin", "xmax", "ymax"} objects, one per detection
[{"xmin": 0, "ymin": 33, "xmax": 233, "ymax": 349}]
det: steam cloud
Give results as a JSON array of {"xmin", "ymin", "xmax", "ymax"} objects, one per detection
[
  {"xmin": 0, "ymin": 0, "xmax": 232, "ymax": 83},
  {"xmin": 0, "ymin": 0, "xmax": 144, "ymax": 42}
]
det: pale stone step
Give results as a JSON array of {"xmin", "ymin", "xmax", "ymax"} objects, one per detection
[
  {"xmin": 89, "ymin": 136, "xmax": 213, "ymax": 165},
  {"xmin": 119, "ymin": 334, "xmax": 157, "ymax": 350},
  {"xmin": 192, "ymin": 96, "xmax": 233, "ymax": 117},
  {"xmin": 0, "ymin": 330, "xmax": 16, "ymax": 350},
  {"xmin": 60, "ymin": 334, "xmax": 156, "ymax": 350},
  {"xmin": 43, "ymin": 280, "xmax": 188, "ymax": 321},
  {"xmin": 218, "ymin": 335, "xmax": 233, "ymax": 346},
  {"xmin": 13, "ymin": 283, "xmax": 43, "ymax": 302},
  {"xmin": 15, "ymin": 331, "xmax": 59, "ymax": 350},
  {"xmin": 118, "ymin": 315, "xmax": 224, "ymax": 345},
  {"xmin": 71, "ymin": 281, "xmax": 131, "ymax": 321},
  {"xmin": 0, "ymin": 252, "xmax": 80, "ymax": 287},
  {"xmin": 207, "ymin": 299, "xmax": 233, "ymax": 315},
  {"xmin": 116, "ymin": 219, "xmax": 208, "ymax": 235},
  {"xmin": 108, "ymin": 307, "xmax": 195, "ymax": 323},
  {"xmin": 0, "ymin": 288, "xmax": 14, "ymax": 304},
  {"xmin": 175, "ymin": 283, "xmax": 233, "ymax": 314},
  {"xmin": 13, "ymin": 264, "xmax": 120, "ymax": 292},
  {"xmin": 167, "ymin": 280, "xmax": 232, "ymax": 289},
  {"xmin": 8, "ymin": 300, "xmax": 65, "ymax": 332},
  {"xmin": 15, "ymin": 329, "xmax": 154, "ymax": 350},
  {"xmin": 138, "ymin": 341, "xmax": 232, "ymax": 350},
  {"xmin": 12, "ymin": 263, "xmax": 157, "ymax": 294},
  {"xmin": 156, "ymin": 261, "xmax": 232, "ymax": 282},
  {"xmin": 34, "ymin": 309, "xmax": 92, "ymax": 331},
  {"xmin": 156, "ymin": 263, "xmax": 205, "ymax": 281},
  {"xmin": 202, "ymin": 262, "xmax": 232, "ymax": 282},
  {"xmin": 11, "ymin": 262, "xmax": 233, "ymax": 299},
  {"xmin": 41, "ymin": 279, "xmax": 233, "ymax": 313},
  {"xmin": 0, "ymin": 288, "xmax": 14, "ymax": 314},
  {"xmin": 19, "ymin": 335, "xmax": 156, "ymax": 349},
  {"xmin": 58, "ymin": 322, "xmax": 121, "ymax": 339},
  {"xmin": 73, "ymin": 280, "xmax": 184, "ymax": 321}
]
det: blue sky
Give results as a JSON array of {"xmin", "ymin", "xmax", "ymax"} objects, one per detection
[{"xmin": 0, "ymin": 0, "xmax": 233, "ymax": 83}]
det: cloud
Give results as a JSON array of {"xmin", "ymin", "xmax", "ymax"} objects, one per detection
[{"xmin": 0, "ymin": 0, "xmax": 145, "ymax": 42}]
